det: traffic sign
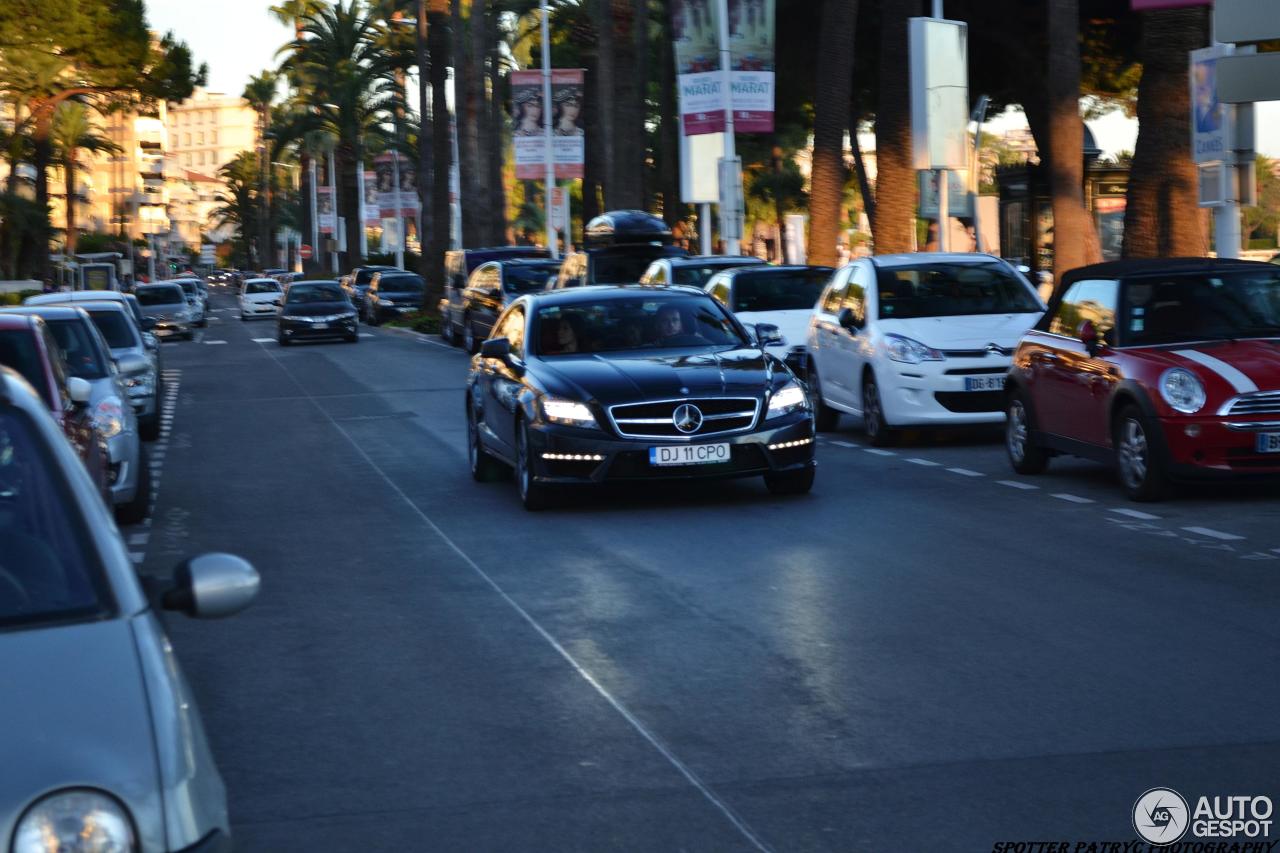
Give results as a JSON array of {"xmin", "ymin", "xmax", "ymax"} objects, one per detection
[
  {"xmin": 199, "ymin": 244, "xmax": 215, "ymax": 265},
  {"xmin": 299, "ymin": 244, "xmax": 313, "ymax": 261}
]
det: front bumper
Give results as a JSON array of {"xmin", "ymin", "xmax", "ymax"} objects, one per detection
[
  {"xmin": 241, "ymin": 301, "xmax": 279, "ymax": 318},
  {"xmin": 526, "ymin": 414, "xmax": 815, "ymax": 484},
  {"xmin": 879, "ymin": 357, "xmax": 1011, "ymax": 426},
  {"xmin": 279, "ymin": 315, "xmax": 358, "ymax": 340},
  {"xmin": 106, "ymin": 432, "xmax": 141, "ymax": 504},
  {"xmin": 1160, "ymin": 416, "xmax": 1280, "ymax": 478},
  {"xmin": 150, "ymin": 318, "xmax": 192, "ymax": 338}
]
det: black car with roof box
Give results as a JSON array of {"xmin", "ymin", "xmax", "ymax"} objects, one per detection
[{"xmin": 551, "ymin": 210, "xmax": 689, "ymax": 291}]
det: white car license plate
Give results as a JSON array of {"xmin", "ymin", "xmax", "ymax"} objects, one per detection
[
  {"xmin": 649, "ymin": 443, "xmax": 730, "ymax": 466},
  {"xmin": 1255, "ymin": 432, "xmax": 1280, "ymax": 453},
  {"xmin": 964, "ymin": 375, "xmax": 1006, "ymax": 392},
  {"xmin": 312, "ymin": 322, "xmax": 329, "ymax": 330}
]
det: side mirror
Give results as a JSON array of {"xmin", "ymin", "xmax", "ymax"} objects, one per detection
[
  {"xmin": 1077, "ymin": 319, "xmax": 1100, "ymax": 357},
  {"xmin": 481, "ymin": 337, "xmax": 511, "ymax": 362},
  {"xmin": 837, "ymin": 307, "xmax": 860, "ymax": 331},
  {"xmin": 67, "ymin": 376, "xmax": 92, "ymax": 405},
  {"xmin": 754, "ymin": 322, "xmax": 784, "ymax": 347},
  {"xmin": 162, "ymin": 553, "xmax": 260, "ymax": 619},
  {"xmin": 116, "ymin": 354, "xmax": 150, "ymax": 376}
]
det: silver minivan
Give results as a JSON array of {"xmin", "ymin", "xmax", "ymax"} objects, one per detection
[{"xmin": 134, "ymin": 284, "xmax": 195, "ymax": 341}]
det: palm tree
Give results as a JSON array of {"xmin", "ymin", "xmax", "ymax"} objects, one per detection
[
  {"xmin": 50, "ymin": 101, "xmax": 120, "ymax": 254},
  {"xmin": 270, "ymin": 0, "xmax": 328, "ymax": 38},
  {"xmin": 873, "ymin": 0, "xmax": 914, "ymax": 255},
  {"xmin": 280, "ymin": 1, "xmax": 396, "ymax": 268},
  {"xmin": 243, "ymin": 71, "xmax": 278, "ymax": 267},
  {"xmin": 809, "ymin": 0, "xmax": 859, "ymax": 267},
  {"xmin": 212, "ymin": 152, "xmax": 262, "ymax": 268}
]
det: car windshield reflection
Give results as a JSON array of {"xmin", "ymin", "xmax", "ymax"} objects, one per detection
[{"xmin": 534, "ymin": 296, "xmax": 747, "ymax": 356}]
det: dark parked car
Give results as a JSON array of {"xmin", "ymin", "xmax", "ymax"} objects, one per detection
[
  {"xmin": 0, "ymin": 318, "xmax": 109, "ymax": 504},
  {"xmin": 341, "ymin": 265, "xmax": 399, "ymax": 316},
  {"xmin": 363, "ymin": 271, "xmax": 426, "ymax": 325},
  {"xmin": 441, "ymin": 247, "xmax": 550, "ymax": 345},
  {"xmin": 277, "ymin": 280, "xmax": 358, "ymax": 345},
  {"xmin": 457, "ymin": 258, "xmax": 562, "ymax": 353},
  {"xmin": 466, "ymin": 285, "xmax": 816, "ymax": 510},
  {"xmin": 550, "ymin": 210, "xmax": 689, "ymax": 290},
  {"xmin": 1005, "ymin": 258, "xmax": 1280, "ymax": 500}
]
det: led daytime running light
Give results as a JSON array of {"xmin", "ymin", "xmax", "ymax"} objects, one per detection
[
  {"xmin": 768, "ymin": 437, "xmax": 814, "ymax": 450},
  {"xmin": 541, "ymin": 452, "xmax": 605, "ymax": 461}
]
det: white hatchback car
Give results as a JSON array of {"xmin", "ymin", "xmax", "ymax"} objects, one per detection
[
  {"xmin": 239, "ymin": 277, "xmax": 284, "ymax": 320},
  {"xmin": 805, "ymin": 253, "xmax": 1045, "ymax": 445}
]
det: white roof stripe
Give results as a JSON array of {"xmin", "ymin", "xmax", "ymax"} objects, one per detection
[{"xmin": 1173, "ymin": 349, "xmax": 1258, "ymax": 394}]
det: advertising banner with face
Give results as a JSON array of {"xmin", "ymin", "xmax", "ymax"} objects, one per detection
[
  {"xmin": 514, "ymin": 69, "xmax": 586, "ymax": 179},
  {"xmin": 673, "ymin": 0, "xmax": 774, "ymax": 135},
  {"xmin": 375, "ymin": 152, "xmax": 420, "ymax": 218},
  {"xmin": 317, "ymin": 186, "xmax": 336, "ymax": 234}
]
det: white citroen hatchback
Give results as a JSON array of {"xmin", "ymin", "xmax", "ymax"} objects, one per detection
[
  {"xmin": 805, "ymin": 253, "xmax": 1045, "ymax": 445},
  {"xmin": 238, "ymin": 277, "xmax": 284, "ymax": 320}
]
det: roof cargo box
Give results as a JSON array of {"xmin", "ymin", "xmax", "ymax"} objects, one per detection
[{"xmin": 583, "ymin": 210, "xmax": 673, "ymax": 250}]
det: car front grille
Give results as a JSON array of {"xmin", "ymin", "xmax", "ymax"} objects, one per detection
[
  {"xmin": 934, "ymin": 391, "xmax": 1005, "ymax": 413},
  {"xmin": 941, "ymin": 346, "xmax": 1012, "ymax": 358},
  {"xmin": 608, "ymin": 397, "xmax": 760, "ymax": 439},
  {"xmin": 1223, "ymin": 391, "xmax": 1280, "ymax": 416}
]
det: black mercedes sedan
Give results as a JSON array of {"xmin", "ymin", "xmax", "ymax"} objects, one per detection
[
  {"xmin": 466, "ymin": 286, "xmax": 816, "ymax": 509},
  {"xmin": 277, "ymin": 280, "xmax": 358, "ymax": 345}
]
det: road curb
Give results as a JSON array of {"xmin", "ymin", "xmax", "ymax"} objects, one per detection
[{"xmin": 379, "ymin": 324, "xmax": 459, "ymax": 351}]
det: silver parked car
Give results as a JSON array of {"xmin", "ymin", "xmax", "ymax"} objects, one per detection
[
  {"xmin": 0, "ymin": 305, "xmax": 151, "ymax": 523},
  {"xmin": 173, "ymin": 279, "xmax": 208, "ymax": 328},
  {"xmin": 135, "ymin": 283, "xmax": 195, "ymax": 340},
  {"xmin": 75, "ymin": 301, "xmax": 162, "ymax": 440},
  {"xmin": 25, "ymin": 290, "xmax": 162, "ymax": 361},
  {"xmin": 0, "ymin": 366, "xmax": 258, "ymax": 853}
]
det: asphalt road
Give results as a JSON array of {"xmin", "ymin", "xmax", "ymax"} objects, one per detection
[{"xmin": 129, "ymin": 286, "xmax": 1280, "ymax": 852}]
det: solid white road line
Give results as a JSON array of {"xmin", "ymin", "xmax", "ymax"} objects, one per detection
[
  {"xmin": 997, "ymin": 480, "xmax": 1039, "ymax": 490},
  {"xmin": 947, "ymin": 467, "xmax": 984, "ymax": 477},
  {"xmin": 1110, "ymin": 508, "xmax": 1161, "ymax": 520},
  {"xmin": 906, "ymin": 457, "xmax": 940, "ymax": 467},
  {"xmin": 1182, "ymin": 526, "xmax": 1245, "ymax": 541},
  {"xmin": 1051, "ymin": 493, "xmax": 1095, "ymax": 504},
  {"xmin": 863, "ymin": 448, "xmax": 895, "ymax": 456}
]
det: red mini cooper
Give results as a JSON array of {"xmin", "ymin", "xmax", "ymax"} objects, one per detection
[{"xmin": 1004, "ymin": 258, "xmax": 1280, "ymax": 500}]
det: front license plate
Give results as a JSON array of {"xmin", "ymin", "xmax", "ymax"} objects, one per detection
[
  {"xmin": 1255, "ymin": 432, "xmax": 1280, "ymax": 453},
  {"xmin": 649, "ymin": 443, "xmax": 730, "ymax": 466},
  {"xmin": 964, "ymin": 375, "xmax": 1006, "ymax": 392},
  {"xmin": 312, "ymin": 322, "xmax": 329, "ymax": 330}
]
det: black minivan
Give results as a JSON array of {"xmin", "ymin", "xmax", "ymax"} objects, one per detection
[
  {"xmin": 457, "ymin": 258, "xmax": 562, "ymax": 353},
  {"xmin": 440, "ymin": 247, "xmax": 550, "ymax": 346}
]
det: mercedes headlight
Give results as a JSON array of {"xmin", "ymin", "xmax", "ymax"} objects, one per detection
[
  {"xmin": 883, "ymin": 334, "xmax": 943, "ymax": 364},
  {"xmin": 1160, "ymin": 367, "xmax": 1206, "ymax": 414},
  {"xmin": 13, "ymin": 789, "xmax": 136, "ymax": 853},
  {"xmin": 542, "ymin": 397, "xmax": 598, "ymax": 429},
  {"xmin": 767, "ymin": 379, "xmax": 810, "ymax": 418},
  {"xmin": 92, "ymin": 399, "xmax": 125, "ymax": 439}
]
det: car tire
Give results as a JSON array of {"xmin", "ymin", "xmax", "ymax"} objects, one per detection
[
  {"xmin": 861, "ymin": 373, "xmax": 897, "ymax": 447},
  {"xmin": 239, "ymin": 312, "xmax": 247, "ymax": 322},
  {"xmin": 516, "ymin": 418, "xmax": 553, "ymax": 511},
  {"xmin": 441, "ymin": 311, "xmax": 457, "ymax": 346},
  {"xmin": 467, "ymin": 397, "xmax": 507, "ymax": 482},
  {"xmin": 278, "ymin": 333, "xmax": 290, "ymax": 347},
  {"xmin": 1005, "ymin": 390, "xmax": 1049, "ymax": 475},
  {"xmin": 115, "ymin": 447, "xmax": 151, "ymax": 525},
  {"xmin": 463, "ymin": 314, "xmax": 478, "ymax": 354},
  {"xmin": 764, "ymin": 466, "xmax": 815, "ymax": 496},
  {"xmin": 1114, "ymin": 404, "xmax": 1170, "ymax": 502},
  {"xmin": 139, "ymin": 413, "xmax": 161, "ymax": 442},
  {"xmin": 808, "ymin": 369, "xmax": 840, "ymax": 432}
]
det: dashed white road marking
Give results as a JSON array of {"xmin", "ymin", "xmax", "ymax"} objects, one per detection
[
  {"xmin": 906, "ymin": 457, "xmax": 940, "ymax": 467},
  {"xmin": 204, "ymin": 339, "xmax": 227, "ymax": 345},
  {"xmin": 251, "ymin": 337, "xmax": 275, "ymax": 344},
  {"xmin": 1111, "ymin": 508, "xmax": 1161, "ymax": 521},
  {"xmin": 129, "ymin": 552, "xmax": 144, "ymax": 564},
  {"xmin": 360, "ymin": 333, "xmax": 375, "ymax": 338},
  {"xmin": 863, "ymin": 448, "xmax": 895, "ymax": 456},
  {"xmin": 127, "ymin": 532, "xmax": 149, "ymax": 546},
  {"xmin": 831, "ymin": 440, "xmax": 858, "ymax": 449},
  {"xmin": 947, "ymin": 467, "xmax": 984, "ymax": 477},
  {"xmin": 1051, "ymin": 493, "xmax": 1095, "ymax": 504},
  {"xmin": 998, "ymin": 480, "xmax": 1039, "ymax": 490},
  {"xmin": 1182, "ymin": 526, "xmax": 1245, "ymax": 541}
]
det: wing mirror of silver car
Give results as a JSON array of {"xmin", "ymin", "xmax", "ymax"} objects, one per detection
[
  {"xmin": 837, "ymin": 307, "xmax": 860, "ymax": 331},
  {"xmin": 116, "ymin": 354, "xmax": 150, "ymax": 376},
  {"xmin": 67, "ymin": 377, "xmax": 92, "ymax": 405},
  {"xmin": 755, "ymin": 323, "xmax": 784, "ymax": 346},
  {"xmin": 162, "ymin": 553, "xmax": 260, "ymax": 619}
]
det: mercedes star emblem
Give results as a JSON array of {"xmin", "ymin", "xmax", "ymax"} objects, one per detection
[{"xmin": 672, "ymin": 403, "xmax": 704, "ymax": 434}]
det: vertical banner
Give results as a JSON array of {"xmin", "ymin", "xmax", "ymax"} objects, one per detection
[
  {"xmin": 375, "ymin": 152, "xmax": 420, "ymax": 218},
  {"xmin": 363, "ymin": 170, "xmax": 381, "ymax": 226},
  {"xmin": 512, "ymin": 69, "xmax": 586, "ymax": 180},
  {"xmin": 1190, "ymin": 45, "xmax": 1231, "ymax": 165},
  {"xmin": 673, "ymin": 0, "xmax": 724, "ymax": 135},
  {"xmin": 317, "ymin": 186, "xmax": 336, "ymax": 235},
  {"xmin": 727, "ymin": 0, "xmax": 775, "ymax": 132}
]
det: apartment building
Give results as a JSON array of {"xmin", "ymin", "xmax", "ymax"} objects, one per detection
[{"xmin": 166, "ymin": 89, "xmax": 257, "ymax": 178}]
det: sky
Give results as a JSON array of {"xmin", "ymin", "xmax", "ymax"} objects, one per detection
[{"xmin": 145, "ymin": 0, "xmax": 1280, "ymax": 158}]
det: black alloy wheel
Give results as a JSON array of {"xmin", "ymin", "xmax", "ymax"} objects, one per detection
[
  {"xmin": 861, "ymin": 373, "xmax": 896, "ymax": 447},
  {"xmin": 1114, "ymin": 404, "xmax": 1170, "ymax": 502},
  {"xmin": 467, "ymin": 397, "xmax": 506, "ymax": 482},
  {"xmin": 1005, "ymin": 391, "xmax": 1049, "ymax": 475},
  {"xmin": 516, "ymin": 419, "xmax": 552, "ymax": 511}
]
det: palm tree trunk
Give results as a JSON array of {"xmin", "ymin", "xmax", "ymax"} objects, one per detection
[
  {"xmin": 64, "ymin": 152, "xmax": 77, "ymax": 254},
  {"xmin": 456, "ymin": 0, "xmax": 484, "ymax": 246},
  {"xmin": 485, "ymin": 11, "xmax": 506, "ymax": 245},
  {"xmin": 299, "ymin": 150, "xmax": 315, "ymax": 273},
  {"xmin": 1045, "ymin": 0, "xmax": 1101, "ymax": 281},
  {"xmin": 873, "ymin": 0, "xmax": 912, "ymax": 255},
  {"xmin": 1123, "ymin": 7, "xmax": 1208, "ymax": 258},
  {"xmin": 582, "ymin": 38, "xmax": 602, "ymax": 225},
  {"xmin": 809, "ymin": 0, "xmax": 859, "ymax": 267},
  {"xmin": 31, "ymin": 103, "xmax": 54, "ymax": 282},
  {"xmin": 594, "ymin": 0, "xmax": 617, "ymax": 208},
  {"xmin": 658, "ymin": 2, "xmax": 680, "ymax": 226},
  {"xmin": 425, "ymin": 1, "xmax": 452, "ymax": 306},
  {"xmin": 340, "ymin": 140, "xmax": 363, "ymax": 268}
]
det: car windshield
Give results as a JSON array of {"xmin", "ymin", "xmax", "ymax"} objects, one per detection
[
  {"xmin": 673, "ymin": 262, "xmax": 756, "ymax": 287},
  {"xmin": 355, "ymin": 268, "xmax": 391, "ymax": 285},
  {"xmin": 0, "ymin": 331, "xmax": 48, "ymax": 404},
  {"xmin": 0, "ymin": 407, "xmax": 111, "ymax": 630},
  {"xmin": 287, "ymin": 284, "xmax": 345, "ymax": 304},
  {"xmin": 731, "ymin": 270, "xmax": 831, "ymax": 312},
  {"xmin": 380, "ymin": 275, "xmax": 424, "ymax": 293},
  {"xmin": 535, "ymin": 295, "xmax": 747, "ymax": 355},
  {"xmin": 85, "ymin": 310, "xmax": 137, "ymax": 349},
  {"xmin": 1122, "ymin": 269, "xmax": 1280, "ymax": 345},
  {"xmin": 177, "ymin": 281, "xmax": 198, "ymax": 296},
  {"xmin": 505, "ymin": 265, "xmax": 559, "ymax": 294},
  {"xmin": 135, "ymin": 286, "xmax": 185, "ymax": 307},
  {"xmin": 245, "ymin": 281, "xmax": 281, "ymax": 294},
  {"xmin": 592, "ymin": 252, "xmax": 666, "ymax": 285},
  {"xmin": 44, "ymin": 319, "xmax": 108, "ymax": 379},
  {"xmin": 876, "ymin": 263, "xmax": 1041, "ymax": 318}
]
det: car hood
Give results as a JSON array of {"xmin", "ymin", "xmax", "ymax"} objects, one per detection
[
  {"xmin": 282, "ymin": 301, "xmax": 351, "ymax": 317},
  {"xmin": 540, "ymin": 347, "xmax": 774, "ymax": 405},
  {"xmin": 0, "ymin": 619, "xmax": 162, "ymax": 847},
  {"xmin": 734, "ymin": 309, "xmax": 813, "ymax": 348},
  {"xmin": 1132, "ymin": 338, "xmax": 1280, "ymax": 394},
  {"xmin": 142, "ymin": 305, "xmax": 187, "ymax": 320},
  {"xmin": 881, "ymin": 313, "xmax": 1042, "ymax": 350}
]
